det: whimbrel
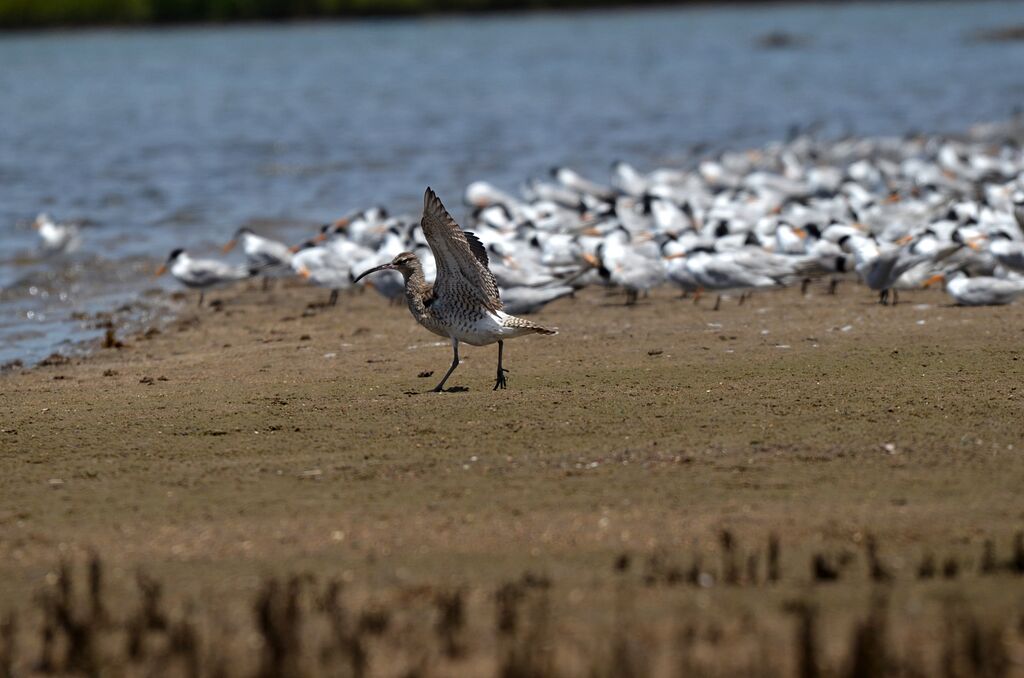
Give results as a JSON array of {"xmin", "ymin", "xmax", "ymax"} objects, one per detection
[{"xmin": 354, "ymin": 188, "xmax": 557, "ymax": 392}]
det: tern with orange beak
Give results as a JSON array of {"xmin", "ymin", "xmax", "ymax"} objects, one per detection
[
  {"xmin": 354, "ymin": 188, "xmax": 557, "ymax": 392},
  {"xmin": 290, "ymin": 241, "xmax": 352, "ymax": 307},
  {"xmin": 923, "ymin": 270, "xmax": 1024, "ymax": 306},
  {"xmin": 156, "ymin": 249, "xmax": 255, "ymax": 307},
  {"xmin": 221, "ymin": 227, "xmax": 293, "ymax": 289}
]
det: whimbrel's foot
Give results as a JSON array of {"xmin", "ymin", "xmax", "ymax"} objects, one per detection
[{"xmin": 493, "ymin": 368, "xmax": 509, "ymax": 390}]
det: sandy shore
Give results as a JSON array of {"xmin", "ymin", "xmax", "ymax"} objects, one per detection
[{"xmin": 1, "ymin": 280, "xmax": 1023, "ymax": 672}]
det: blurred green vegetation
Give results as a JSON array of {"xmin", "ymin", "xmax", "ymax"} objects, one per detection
[{"xmin": 0, "ymin": 0, "xmax": 682, "ymax": 27}]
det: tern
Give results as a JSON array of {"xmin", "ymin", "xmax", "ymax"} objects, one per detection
[
  {"xmin": 291, "ymin": 241, "xmax": 351, "ymax": 307},
  {"xmin": 925, "ymin": 271, "xmax": 1024, "ymax": 306},
  {"xmin": 156, "ymin": 249, "xmax": 255, "ymax": 306},
  {"xmin": 33, "ymin": 214, "xmax": 81, "ymax": 255},
  {"xmin": 221, "ymin": 227, "xmax": 293, "ymax": 289}
]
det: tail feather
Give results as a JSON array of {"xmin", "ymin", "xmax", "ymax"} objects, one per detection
[{"xmin": 503, "ymin": 314, "xmax": 558, "ymax": 335}]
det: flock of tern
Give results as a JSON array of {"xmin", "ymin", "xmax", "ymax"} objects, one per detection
[{"xmin": 37, "ymin": 124, "xmax": 1024, "ymax": 315}]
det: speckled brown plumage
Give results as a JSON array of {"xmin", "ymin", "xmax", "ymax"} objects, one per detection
[{"xmin": 354, "ymin": 187, "xmax": 557, "ymax": 392}]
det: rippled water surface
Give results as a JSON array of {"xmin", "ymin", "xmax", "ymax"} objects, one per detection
[{"xmin": 3, "ymin": 1, "xmax": 1024, "ymax": 364}]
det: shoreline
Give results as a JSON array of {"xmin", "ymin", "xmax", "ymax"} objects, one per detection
[{"xmin": 0, "ymin": 113, "xmax": 1016, "ymax": 372}]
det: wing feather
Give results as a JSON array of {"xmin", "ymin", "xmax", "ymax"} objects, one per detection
[
  {"xmin": 421, "ymin": 187, "xmax": 502, "ymax": 310},
  {"xmin": 463, "ymin": 230, "xmax": 490, "ymax": 269}
]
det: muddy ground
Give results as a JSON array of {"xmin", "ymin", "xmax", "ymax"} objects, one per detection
[{"xmin": 1, "ymin": 280, "xmax": 1023, "ymax": 674}]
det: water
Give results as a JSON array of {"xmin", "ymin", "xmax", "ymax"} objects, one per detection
[{"xmin": 2, "ymin": 1, "xmax": 1024, "ymax": 365}]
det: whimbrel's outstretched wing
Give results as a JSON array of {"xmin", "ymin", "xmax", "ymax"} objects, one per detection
[{"xmin": 422, "ymin": 187, "xmax": 503, "ymax": 311}]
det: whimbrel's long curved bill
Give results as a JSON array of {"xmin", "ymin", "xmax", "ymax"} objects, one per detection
[{"xmin": 352, "ymin": 263, "xmax": 396, "ymax": 284}]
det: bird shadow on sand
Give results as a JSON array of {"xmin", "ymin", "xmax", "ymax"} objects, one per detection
[{"xmin": 404, "ymin": 386, "xmax": 470, "ymax": 396}]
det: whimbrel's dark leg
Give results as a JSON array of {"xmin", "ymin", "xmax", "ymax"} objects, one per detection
[
  {"xmin": 262, "ymin": 277, "xmax": 271, "ymax": 292},
  {"xmin": 878, "ymin": 289, "xmax": 888, "ymax": 305},
  {"xmin": 891, "ymin": 288, "xmax": 899, "ymax": 306},
  {"xmin": 198, "ymin": 291, "xmax": 204, "ymax": 308},
  {"xmin": 801, "ymin": 278, "xmax": 811, "ymax": 295},
  {"xmin": 828, "ymin": 278, "xmax": 839, "ymax": 295},
  {"xmin": 693, "ymin": 288, "xmax": 703, "ymax": 305},
  {"xmin": 494, "ymin": 340, "xmax": 509, "ymax": 390},
  {"xmin": 738, "ymin": 291, "xmax": 747, "ymax": 306},
  {"xmin": 432, "ymin": 338, "xmax": 460, "ymax": 392},
  {"xmin": 329, "ymin": 289, "xmax": 339, "ymax": 307},
  {"xmin": 713, "ymin": 294, "xmax": 721, "ymax": 311}
]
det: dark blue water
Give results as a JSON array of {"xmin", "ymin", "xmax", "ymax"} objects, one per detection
[{"xmin": 3, "ymin": 1, "xmax": 1024, "ymax": 364}]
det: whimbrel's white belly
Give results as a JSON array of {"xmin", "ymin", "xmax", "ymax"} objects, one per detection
[{"xmin": 449, "ymin": 311, "xmax": 533, "ymax": 346}]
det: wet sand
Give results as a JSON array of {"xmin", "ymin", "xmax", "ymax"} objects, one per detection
[{"xmin": 1, "ymin": 280, "xmax": 1023, "ymax": 672}]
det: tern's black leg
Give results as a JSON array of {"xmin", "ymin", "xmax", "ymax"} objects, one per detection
[
  {"xmin": 801, "ymin": 278, "xmax": 811, "ymax": 296},
  {"xmin": 892, "ymin": 288, "xmax": 899, "ymax": 306},
  {"xmin": 198, "ymin": 291, "xmax": 205, "ymax": 307},
  {"xmin": 738, "ymin": 292, "xmax": 747, "ymax": 306},
  {"xmin": 494, "ymin": 340, "xmax": 509, "ymax": 390},
  {"xmin": 828, "ymin": 278, "xmax": 839, "ymax": 295},
  {"xmin": 329, "ymin": 289, "xmax": 339, "ymax": 307},
  {"xmin": 433, "ymin": 339, "xmax": 460, "ymax": 392},
  {"xmin": 625, "ymin": 289, "xmax": 637, "ymax": 305},
  {"xmin": 879, "ymin": 289, "xmax": 888, "ymax": 305},
  {"xmin": 713, "ymin": 294, "xmax": 721, "ymax": 311},
  {"xmin": 262, "ymin": 277, "xmax": 271, "ymax": 292}
]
